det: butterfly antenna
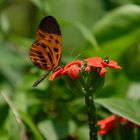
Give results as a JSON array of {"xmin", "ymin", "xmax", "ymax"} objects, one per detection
[
  {"xmin": 74, "ymin": 54, "xmax": 81, "ymax": 60},
  {"xmin": 32, "ymin": 71, "xmax": 50, "ymax": 87}
]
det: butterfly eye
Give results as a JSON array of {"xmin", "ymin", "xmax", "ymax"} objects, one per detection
[{"xmin": 103, "ymin": 57, "xmax": 109, "ymax": 64}]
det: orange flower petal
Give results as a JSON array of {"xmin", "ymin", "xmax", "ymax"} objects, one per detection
[
  {"xmin": 64, "ymin": 65, "xmax": 80, "ymax": 80},
  {"xmin": 49, "ymin": 68, "xmax": 64, "ymax": 80},
  {"xmin": 108, "ymin": 60, "xmax": 122, "ymax": 69},
  {"xmin": 99, "ymin": 67, "xmax": 107, "ymax": 76},
  {"xmin": 64, "ymin": 60, "xmax": 83, "ymax": 69},
  {"xmin": 98, "ymin": 115, "xmax": 117, "ymax": 135},
  {"xmin": 85, "ymin": 57, "xmax": 103, "ymax": 68}
]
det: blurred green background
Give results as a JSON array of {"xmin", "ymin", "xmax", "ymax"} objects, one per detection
[{"xmin": 0, "ymin": 0, "xmax": 140, "ymax": 140}]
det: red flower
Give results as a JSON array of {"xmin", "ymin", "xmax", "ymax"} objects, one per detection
[
  {"xmin": 97, "ymin": 115, "xmax": 117, "ymax": 135},
  {"xmin": 49, "ymin": 68, "xmax": 64, "ymax": 80},
  {"xmin": 49, "ymin": 60, "xmax": 83, "ymax": 80},
  {"xmin": 85, "ymin": 57, "xmax": 122, "ymax": 76},
  {"xmin": 63, "ymin": 65, "xmax": 81, "ymax": 80},
  {"xmin": 49, "ymin": 57, "xmax": 122, "ymax": 80},
  {"xmin": 98, "ymin": 115, "xmax": 139, "ymax": 136}
]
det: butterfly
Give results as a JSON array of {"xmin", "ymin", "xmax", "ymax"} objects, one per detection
[{"xmin": 29, "ymin": 16, "xmax": 62, "ymax": 87}]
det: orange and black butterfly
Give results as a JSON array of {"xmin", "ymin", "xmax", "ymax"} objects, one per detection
[{"xmin": 29, "ymin": 16, "xmax": 62, "ymax": 87}]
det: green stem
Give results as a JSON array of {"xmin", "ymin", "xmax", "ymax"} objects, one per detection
[{"xmin": 85, "ymin": 94, "xmax": 98, "ymax": 140}]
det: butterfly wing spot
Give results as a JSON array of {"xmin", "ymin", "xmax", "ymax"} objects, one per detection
[
  {"xmin": 36, "ymin": 43, "xmax": 40, "ymax": 46},
  {"xmin": 33, "ymin": 58, "xmax": 37, "ymax": 61},
  {"xmin": 50, "ymin": 35, "xmax": 53, "ymax": 39},
  {"xmin": 53, "ymin": 48, "xmax": 59, "ymax": 53},
  {"xmin": 42, "ymin": 44, "xmax": 47, "ymax": 49},
  {"xmin": 48, "ymin": 40, "xmax": 51, "ymax": 43},
  {"xmin": 55, "ymin": 39, "xmax": 59, "ymax": 44}
]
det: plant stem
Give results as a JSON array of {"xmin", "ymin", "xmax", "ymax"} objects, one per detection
[{"xmin": 85, "ymin": 94, "xmax": 98, "ymax": 140}]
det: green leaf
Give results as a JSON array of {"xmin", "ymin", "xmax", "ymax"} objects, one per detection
[
  {"xmin": 19, "ymin": 111, "xmax": 44, "ymax": 140},
  {"xmin": 38, "ymin": 119, "xmax": 76, "ymax": 140},
  {"xmin": 10, "ymin": 35, "xmax": 33, "ymax": 49},
  {"xmin": 94, "ymin": 4, "xmax": 140, "ymax": 45},
  {"xmin": 0, "ymin": 12, "xmax": 10, "ymax": 33},
  {"xmin": 38, "ymin": 120, "xmax": 57, "ymax": 140},
  {"xmin": 127, "ymin": 82, "xmax": 140, "ymax": 100},
  {"xmin": 0, "ymin": 42, "xmax": 23, "ymax": 85},
  {"xmin": 77, "ymin": 125, "xmax": 89, "ymax": 140},
  {"xmin": 6, "ymin": 112, "xmax": 20, "ymax": 140},
  {"xmin": 95, "ymin": 98, "xmax": 140, "ymax": 125},
  {"xmin": 73, "ymin": 22, "xmax": 99, "ymax": 50},
  {"xmin": 31, "ymin": 0, "xmax": 51, "ymax": 14},
  {"xmin": 85, "ymin": 5, "xmax": 140, "ymax": 58}
]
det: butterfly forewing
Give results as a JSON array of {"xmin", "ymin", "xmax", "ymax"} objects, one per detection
[
  {"xmin": 29, "ymin": 16, "xmax": 62, "ymax": 86},
  {"xmin": 30, "ymin": 16, "xmax": 62, "ymax": 71}
]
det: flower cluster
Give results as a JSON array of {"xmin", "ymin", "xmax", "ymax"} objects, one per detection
[
  {"xmin": 49, "ymin": 60, "xmax": 83, "ymax": 80},
  {"xmin": 49, "ymin": 57, "xmax": 122, "ymax": 81},
  {"xmin": 97, "ymin": 115, "xmax": 139, "ymax": 135}
]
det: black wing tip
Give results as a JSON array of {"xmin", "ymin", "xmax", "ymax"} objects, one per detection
[
  {"xmin": 43, "ymin": 16, "xmax": 56, "ymax": 20},
  {"xmin": 39, "ymin": 16, "xmax": 61, "ymax": 35},
  {"xmin": 40, "ymin": 16, "xmax": 57, "ymax": 23}
]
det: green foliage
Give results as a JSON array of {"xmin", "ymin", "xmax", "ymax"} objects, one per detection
[
  {"xmin": 0, "ymin": 0, "xmax": 140, "ymax": 140},
  {"xmin": 96, "ymin": 98, "xmax": 140, "ymax": 125}
]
